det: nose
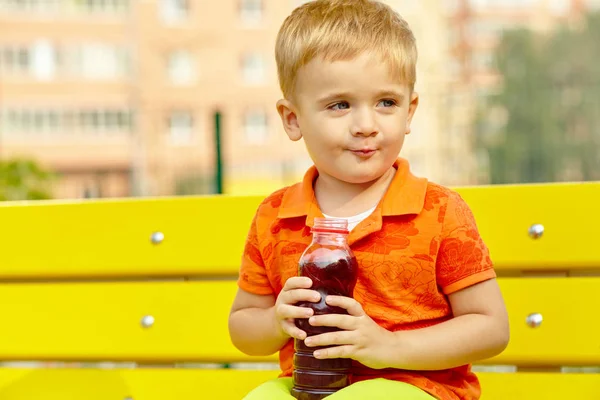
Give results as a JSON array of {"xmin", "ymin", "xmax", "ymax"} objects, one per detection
[{"xmin": 351, "ymin": 107, "xmax": 378, "ymax": 137}]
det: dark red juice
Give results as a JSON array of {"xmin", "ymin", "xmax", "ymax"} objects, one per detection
[{"xmin": 291, "ymin": 218, "xmax": 358, "ymax": 400}]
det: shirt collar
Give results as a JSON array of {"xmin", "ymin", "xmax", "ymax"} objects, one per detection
[{"xmin": 278, "ymin": 158, "xmax": 428, "ymax": 225}]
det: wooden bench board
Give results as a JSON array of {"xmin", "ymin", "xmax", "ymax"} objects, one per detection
[
  {"xmin": 0, "ymin": 195, "xmax": 262, "ymax": 279},
  {"xmin": 1, "ymin": 182, "xmax": 599, "ymax": 279},
  {"xmin": 0, "ymin": 279, "xmax": 597, "ymax": 366},
  {"xmin": 0, "ymin": 368, "xmax": 598, "ymax": 399}
]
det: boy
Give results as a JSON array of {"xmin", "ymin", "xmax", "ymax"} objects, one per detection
[{"xmin": 228, "ymin": 0, "xmax": 510, "ymax": 399}]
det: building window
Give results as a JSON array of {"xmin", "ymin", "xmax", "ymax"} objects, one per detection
[
  {"xmin": 0, "ymin": 0, "xmax": 132, "ymax": 15},
  {"xmin": 240, "ymin": 0, "xmax": 263, "ymax": 26},
  {"xmin": 0, "ymin": 46, "xmax": 31, "ymax": 75},
  {"xmin": 168, "ymin": 111, "xmax": 194, "ymax": 145},
  {"xmin": 160, "ymin": 0, "xmax": 189, "ymax": 24},
  {"xmin": 0, "ymin": 41, "xmax": 58, "ymax": 80},
  {"xmin": 167, "ymin": 50, "xmax": 196, "ymax": 85},
  {"xmin": 60, "ymin": 43, "xmax": 129, "ymax": 80},
  {"xmin": 73, "ymin": 0, "xmax": 130, "ymax": 14},
  {"xmin": 242, "ymin": 53, "xmax": 266, "ymax": 85},
  {"xmin": 4, "ymin": 111, "xmax": 19, "ymax": 132},
  {"xmin": 1, "ymin": 107, "xmax": 132, "ymax": 136},
  {"xmin": 0, "ymin": 0, "xmax": 62, "ymax": 13},
  {"xmin": 30, "ymin": 39, "xmax": 56, "ymax": 81},
  {"xmin": 244, "ymin": 110, "xmax": 269, "ymax": 144}
]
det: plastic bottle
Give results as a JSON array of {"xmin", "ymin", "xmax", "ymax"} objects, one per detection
[{"xmin": 291, "ymin": 217, "xmax": 358, "ymax": 400}]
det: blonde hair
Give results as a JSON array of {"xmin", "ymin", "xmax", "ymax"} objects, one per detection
[{"xmin": 275, "ymin": 0, "xmax": 418, "ymax": 99}]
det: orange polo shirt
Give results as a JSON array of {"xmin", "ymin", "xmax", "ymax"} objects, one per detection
[{"xmin": 238, "ymin": 158, "xmax": 496, "ymax": 400}]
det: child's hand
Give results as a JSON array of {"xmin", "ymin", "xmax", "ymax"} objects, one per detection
[
  {"xmin": 274, "ymin": 277, "xmax": 321, "ymax": 340},
  {"xmin": 303, "ymin": 295, "xmax": 395, "ymax": 370}
]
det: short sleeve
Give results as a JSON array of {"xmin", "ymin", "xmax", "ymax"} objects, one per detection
[
  {"xmin": 436, "ymin": 192, "xmax": 496, "ymax": 295},
  {"xmin": 237, "ymin": 212, "xmax": 274, "ymax": 296}
]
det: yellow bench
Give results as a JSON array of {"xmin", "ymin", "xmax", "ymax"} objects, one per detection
[{"xmin": 0, "ymin": 182, "xmax": 599, "ymax": 399}]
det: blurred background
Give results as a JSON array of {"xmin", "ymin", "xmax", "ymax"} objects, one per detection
[{"xmin": 0, "ymin": 0, "xmax": 599, "ymax": 202}]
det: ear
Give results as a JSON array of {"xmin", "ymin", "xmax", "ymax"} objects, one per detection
[
  {"xmin": 276, "ymin": 99, "xmax": 302, "ymax": 141},
  {"xmin": 405, "ymin": 91, "xmax": 419, "ymax": 135}
]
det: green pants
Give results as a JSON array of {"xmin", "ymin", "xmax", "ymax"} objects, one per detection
[{"xmin": 243, "ymin": 377, "xmax": 436, "ymax": 399}]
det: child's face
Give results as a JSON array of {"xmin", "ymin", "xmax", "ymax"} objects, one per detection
[{"xmin": 277, "ymin": 52, "xmax": 418, "ymax": 185}]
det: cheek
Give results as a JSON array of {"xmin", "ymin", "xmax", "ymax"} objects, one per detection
[
  {"xmin": 304, "ymin": 135, "xmax": 337, "ymax": 155},
  {"xmin": 303, "ymin": 120, "xmax": 341, "ymax": 148},
  {"xmin": 380, "ymin": 116, "xmax": 407, "ymax": 137}
]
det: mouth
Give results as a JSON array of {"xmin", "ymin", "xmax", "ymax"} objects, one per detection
[{"xmin": 349, "ymin": 148, "xmax": 377, "ymax": 158}]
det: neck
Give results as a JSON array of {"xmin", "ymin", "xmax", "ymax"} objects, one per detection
[{"xmin": 314, "ymin": 166, "xmax": 396, "ymax": 218}]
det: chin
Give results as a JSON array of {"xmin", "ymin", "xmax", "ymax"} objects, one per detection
[
  {"xmin": 336, "ymin": 171, "xmax": 386, "ymax": 185},
  {"xmin": 348, "ymin": 164, "xmax": 394, "ymax": 184}
]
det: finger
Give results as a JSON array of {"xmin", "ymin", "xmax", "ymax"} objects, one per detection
[
  {"xmin": 308, "ymin": 314, "xmax": 356, "ymax": 330},
  {"xmin": 283, "ymin": 277, "xmax": 313, "ymax": 291},
  {"xmin": 281, "ymin": 289, "xmax": 321, "ymax": 305},
  {"xmin": 326, "ymin": 296, "xmax": 365, "ymax": 317},
  {"xmin": 281, "ymin": 319, "xmax": 307, "ymax": 340},
  {"xmin": 276, "ymin": 304, "xmax": 314, "ymax": 320},
  {"xmin": 314, "ymin": 345, "xmax": 354, "ymax": 360},
  {"xmin": 304, "ymin": 330, "xmax": 354, "ymax": 348}
]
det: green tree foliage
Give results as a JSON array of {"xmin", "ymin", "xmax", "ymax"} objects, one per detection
[
  {"xmin": 0, "ymin": 159, "xmax": 55, "ymax": 201},
  {"xmin": 476, "ymin": 12, "xmax": 600, "ymax": 184}
]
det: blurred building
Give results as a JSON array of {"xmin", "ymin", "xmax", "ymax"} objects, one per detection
[
  {"xmin": 0, "ymin": 0, "xmax": 299, "ymax": 198},
  {"xmin": 5, "ymin": 0, "xmax": 595, "ymax": 199},
  {"xmin": 0, "ymin": 0, "xmax": 465, "ymax": 198}
]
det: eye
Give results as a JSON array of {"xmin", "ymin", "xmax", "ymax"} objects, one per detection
[
  {"xmin": 329, "ymin": 101, "xmax": 350, "ymax": 110},
  {"xmin": 378, "ymin": 99, "xmax": 397, "ymax": 107}
]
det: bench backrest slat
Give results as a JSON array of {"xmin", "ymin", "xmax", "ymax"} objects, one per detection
[
  {"xmin": 1, "ymin": 183, "xmax": 599, "ymax": 280},
  {"xmin": 0, "ymin": 279, "xmax": 597, "ymax": 366},
  {"xmin": 0, "ymin": 196, "xmax": 262, "ymax": 279}
]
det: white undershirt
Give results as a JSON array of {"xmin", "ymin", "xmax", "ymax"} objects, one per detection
[{"xmin": 322, "ymin": 206, "xmax": 377, "ymax": 232}]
